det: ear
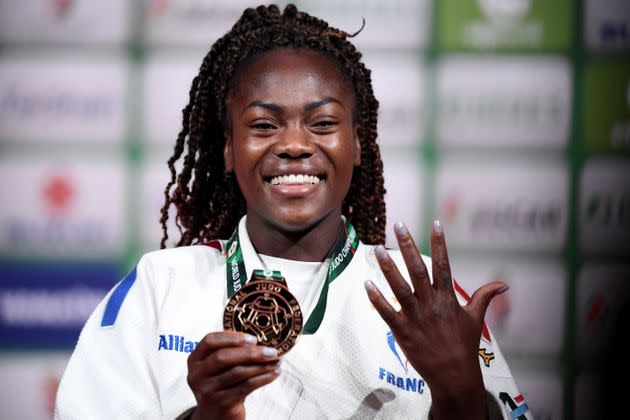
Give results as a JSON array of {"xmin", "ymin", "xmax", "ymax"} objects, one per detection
[
  {"xmin": 353, "ymin": 125, "xmax": 361, "ymax": 167},
  {"xmin": 223, "ymin": 132, "xmax": 234, "ymax": 173}
]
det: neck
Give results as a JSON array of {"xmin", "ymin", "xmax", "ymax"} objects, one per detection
[{"xmin": 245, "ymin": 213, "xmax": 344, "ymax": 262}]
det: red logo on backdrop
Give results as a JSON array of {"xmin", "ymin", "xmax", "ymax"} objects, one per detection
[
  {"xmin": 147, "ymin": 0, "xmax": 170, "ymax": 18},
  {"xmin": 584, "ymin": 292, "xmax": 606, "ymax": 332},
  {"xmin": 51, "ymin": 0, "xmax": 74, "ymax": 18},
  {"xmin": 42, "ymin": 174, "xmax": 74, "ymax": 215},
  {"xmin": 441, "ymin": 191, "xmax": 460, "ymax": 227}
]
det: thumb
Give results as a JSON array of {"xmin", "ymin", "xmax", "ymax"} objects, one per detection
[{"xmin": 467, "ymin": 281, "xmax": 509, "ymax": 321}]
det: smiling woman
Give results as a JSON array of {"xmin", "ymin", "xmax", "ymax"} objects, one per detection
[
  {"xmin": 54, "ymin": 4, "xmax": 530, "ymax": 420},
  {"xmin": 224, "ymin": 49, "xmax": 361, "ymax": 261}
]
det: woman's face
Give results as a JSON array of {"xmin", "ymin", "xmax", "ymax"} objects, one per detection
[{"xmin": 224, "ymin": 48, "xmax": 360, "ymax": 234}]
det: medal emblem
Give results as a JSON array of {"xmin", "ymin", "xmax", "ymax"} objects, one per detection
[{"xmin": 224, "ymin": 270, "xmax": 302, "ymax": 355}]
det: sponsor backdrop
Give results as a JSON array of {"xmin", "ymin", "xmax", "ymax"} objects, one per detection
[{"xmin": 0, "ymin": 1, "xmax": 628, "ymax": 419}]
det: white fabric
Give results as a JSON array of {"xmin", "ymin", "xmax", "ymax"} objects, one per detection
[
  {"xmin": 55, "ymin": 216, "xmax": 532, "ymax": 420},
  {"xmin": 259, "ymin": 253, "xmax": 329, "ymax": 315}
]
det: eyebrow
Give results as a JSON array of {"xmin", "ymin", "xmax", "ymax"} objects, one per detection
[
  {"xmin": 304, "ymin": 97, "xmax": 343, "ymax": 112},
  {"xmin": 242, "ymin": 100, "xmax": 283, "ymax": 115},
  {"xmin": 242, "ymin": 97, "xmax": 344, "ymax": 115}
]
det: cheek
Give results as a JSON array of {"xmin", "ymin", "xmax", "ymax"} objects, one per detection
[
  {"xmin": 232, "ymin": 139, "xmax": 266, "ymax": 172},
  {"xmin": 332, "ymin": 136, "xmax": 358, "ymax": 175}
]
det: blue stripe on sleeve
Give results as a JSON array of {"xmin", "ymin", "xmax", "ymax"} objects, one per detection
[
  {"xmin": 511, "ymin": 403, "xmax": 529, "ymax": 420},
  {"xmin": 101, "ymin": 267, "xmax": 137, "ymax": 327}
]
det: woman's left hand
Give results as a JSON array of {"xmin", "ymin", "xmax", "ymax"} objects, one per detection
[{"xmin": 364, "ymin": 220, "xmax": 508, "ymax": 420}]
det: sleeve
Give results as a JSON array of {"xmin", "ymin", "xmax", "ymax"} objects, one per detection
[
  {"xmin": 478, "ymin": 330, "xmax": 534, "ymax": 420},
  {"xmin": 386, "ymin": 251, "xmax": 533, "ymax": 419},
  {"xmin": 450, "ymin": 279, "xmax": 533, "ymax": 420},
  {"xmin": 54, "ymin": 255, "xmax": 162, "ymax": 420}
]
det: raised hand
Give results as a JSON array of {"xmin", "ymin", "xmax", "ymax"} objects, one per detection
[
  {"xmin": 364, "ymin": 221, "xmax": 508, "ymax": 420},
  {"xmin": 187, "ymin": 332, "xmax": 281, "ymax": 420}
]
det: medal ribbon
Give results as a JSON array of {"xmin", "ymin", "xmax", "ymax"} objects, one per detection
[{"xmin": 225, "ymin": 220, "xmax": 360, "ymax": 334}]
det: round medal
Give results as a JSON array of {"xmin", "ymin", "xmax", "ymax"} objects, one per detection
[{"xmin": 223, "ymin": 275, "xmax": 303, "ymax": 356}]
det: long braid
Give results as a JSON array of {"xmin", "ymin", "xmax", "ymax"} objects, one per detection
[{"xmin": 160, "ymin": 3, "xmax": 386, "ymax": 247}]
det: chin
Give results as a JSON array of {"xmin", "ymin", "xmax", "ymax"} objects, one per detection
[{"xmin": 269, "ymin": 209, "xmax": 333, "ymax": 233}]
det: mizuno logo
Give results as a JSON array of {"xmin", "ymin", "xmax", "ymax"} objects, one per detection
[{"xmin": 478, "ymin": 348, "xmax": 495, "ymax": 367}]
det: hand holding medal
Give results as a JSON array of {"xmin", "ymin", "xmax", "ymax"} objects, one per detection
[{"xmin": 223, "ymin": 269, "xmax": 303, "ymax": 356}]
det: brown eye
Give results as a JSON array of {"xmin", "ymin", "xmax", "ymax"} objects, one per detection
[
  {"xmin": 314, "ymin": 121, "xmax": 337, "ymax": 127},
  {"xmin": 251, "ymin": 122, "xmax": 277, "ymax": 130}
]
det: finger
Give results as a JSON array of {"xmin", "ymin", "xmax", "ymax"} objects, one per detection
[
  {"xmin": 195, "ymin": 345, "xmax": 280, "ymax": 377},
  {"xmin": 430, "ymin": 219, "xmax": 454, "ymax": 295},
  {"xmin": 364, "ymin": 279, "xmax": 401, "ymax": 329},
  {"xmin": 197, "ymin": 366, "xmax": 282, "ymax": 408},
  {"xmin": 213, "ymin": 368, "xmax": 282, "ymax": 405},
  {"xmin": 466, "ymin": 281, "xmax": 510, "ymax": 323},
  {"xmin": 374, "ymin": 245, "xmax": 417, "ymax": 310},
  {"xmin": 189, "ymin": 332, "xmax": 258, "ymax": 364},
  {"xmin": 198, "ymin": 361, "xmax": 280, "ymax": 391},
  {"xmin": 393, "ymin": 222, "xmax": 431, "ymax": 298}
]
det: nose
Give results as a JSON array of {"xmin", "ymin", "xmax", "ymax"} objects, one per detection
[{"xmin": 274, "ymin": 125, "xmax": 316, "ymax": 159}]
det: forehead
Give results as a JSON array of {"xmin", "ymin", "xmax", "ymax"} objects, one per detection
[{"xmin": 228, "ymin": 48, "xmax": 354, "ymax": 103}]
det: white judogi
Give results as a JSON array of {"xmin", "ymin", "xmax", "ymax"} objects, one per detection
[{"xmin": 55, "ymin": 216, "xmax": 532, "ymax": 420}]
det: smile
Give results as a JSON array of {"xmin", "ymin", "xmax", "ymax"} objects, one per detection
[{"xmin": 268, "ymin": 174, "xmax": 323, "ymax": 186}]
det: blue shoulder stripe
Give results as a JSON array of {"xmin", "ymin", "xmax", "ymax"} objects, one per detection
[{"xmin": 101, "ymin": 267, "xmax": 137, "ymax": 327}]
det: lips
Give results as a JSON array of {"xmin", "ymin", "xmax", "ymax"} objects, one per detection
[{"xmin": 264, "ymin": 169, "xmax": 326, "ymax": 198}]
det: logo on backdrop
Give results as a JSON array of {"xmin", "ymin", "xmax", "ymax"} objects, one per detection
[
  {"xmin": 583, "ymin": 292, "xmax": 607, "ymax": 333},
  {"xmin": 470, "ymin": 200, "xmax": 563, "ymax": 238},
  {"xmin": 599, "ymin": 18, "xmax": 630, "ymax": 45},
  {"xmin": 585, "ymin": 190, "xmax": 630, "ymax": 229},
  {"xmin": 0, "ymin": 83, "xmax": 115, "ymax": 123},
  {"xmin": 145, "ymin": 0, "xmax": 242, "ymax": 20},
  {"xmin": 478, "ymin": 0, "xmax": 532, "ymax": 27},
  {"xmin": 6, "ymin": 168, "xmax": 109, "ymax": 248},
  {"xmin": 147, "ymin": 0, "xmax": 169, "ymax": 18},
  {"xmin": 51, "ymin": 0, "xmax": 75, "ymax": 19},
  {"xmin": 441, "ymin": 192, "xmax": 461, "ymax": 227},
  {"xmin": 463, "ymin": 0, "xmax": 541, "ymax": 48},
  {"xmin": 42, "ymin": 174, "xmax": 74, "ymax": 215},
  {"xmin": 441, "ymin": 193, "xmax": 564, "ymax": 241}
]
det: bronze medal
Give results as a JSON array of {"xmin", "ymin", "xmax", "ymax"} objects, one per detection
[{"xmin": 223, "ymin": 270, "xmax": 303, "ymax": 356}]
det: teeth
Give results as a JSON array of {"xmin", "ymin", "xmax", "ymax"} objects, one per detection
[{"xmin": 269, "ymin": 174, "xmax": 322, "ymax": 186}]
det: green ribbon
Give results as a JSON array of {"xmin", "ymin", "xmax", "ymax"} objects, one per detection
[{"xmin": 225, "ymin": 221, "xmax": 360, "ymax": 334}]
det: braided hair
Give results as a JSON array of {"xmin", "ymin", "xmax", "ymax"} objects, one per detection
[{"xmin": 159, "ymin": 3, "xmax": 386, "ymax": 248}]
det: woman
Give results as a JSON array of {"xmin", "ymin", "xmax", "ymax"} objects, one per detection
[{"xmin": 55, "ymin": 4, "xmax": 530, "ymax": 420}]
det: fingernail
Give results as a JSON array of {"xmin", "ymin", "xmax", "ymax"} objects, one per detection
[
  {"xmin": 433, "ymin": 219, "xmax": 442, "ymax": 234},
  {"xmin": 374, "ymin": 245, "xmax": 388, "ymax": 262},
  {"xmin": 243, "ymin": 334, "xmax": 258, "ymax": 344},
  {"xmin": 262, "ymin": 347, "xmax": 278, "ymax": 357},
  {"xmin": 498, "ymin": 285, "xmax": 510, "ymax": 294},
  {"xmin": 364, "ymin": 279, "xmax": 376, "ymax": 291},
  {"xmin": 274, "ymin": 367, "xmax": 282, "ymax": 375},
  {"xmin": 394, "ymin": 222, "xmax": 408, "ymax": 237}
]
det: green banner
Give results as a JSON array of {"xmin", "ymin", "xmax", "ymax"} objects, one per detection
[
  {"xmin": 437, "ymin": 0, "xmax": 572, "ymax": 51},
  {"xmin": 583, "ymin": 60, "xmax": 630, "ymax": 155}
]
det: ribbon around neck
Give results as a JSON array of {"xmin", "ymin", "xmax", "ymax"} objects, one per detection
[{"xmin": 225, "ymin": 221, "xmax": 360, "ymax": 334}]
